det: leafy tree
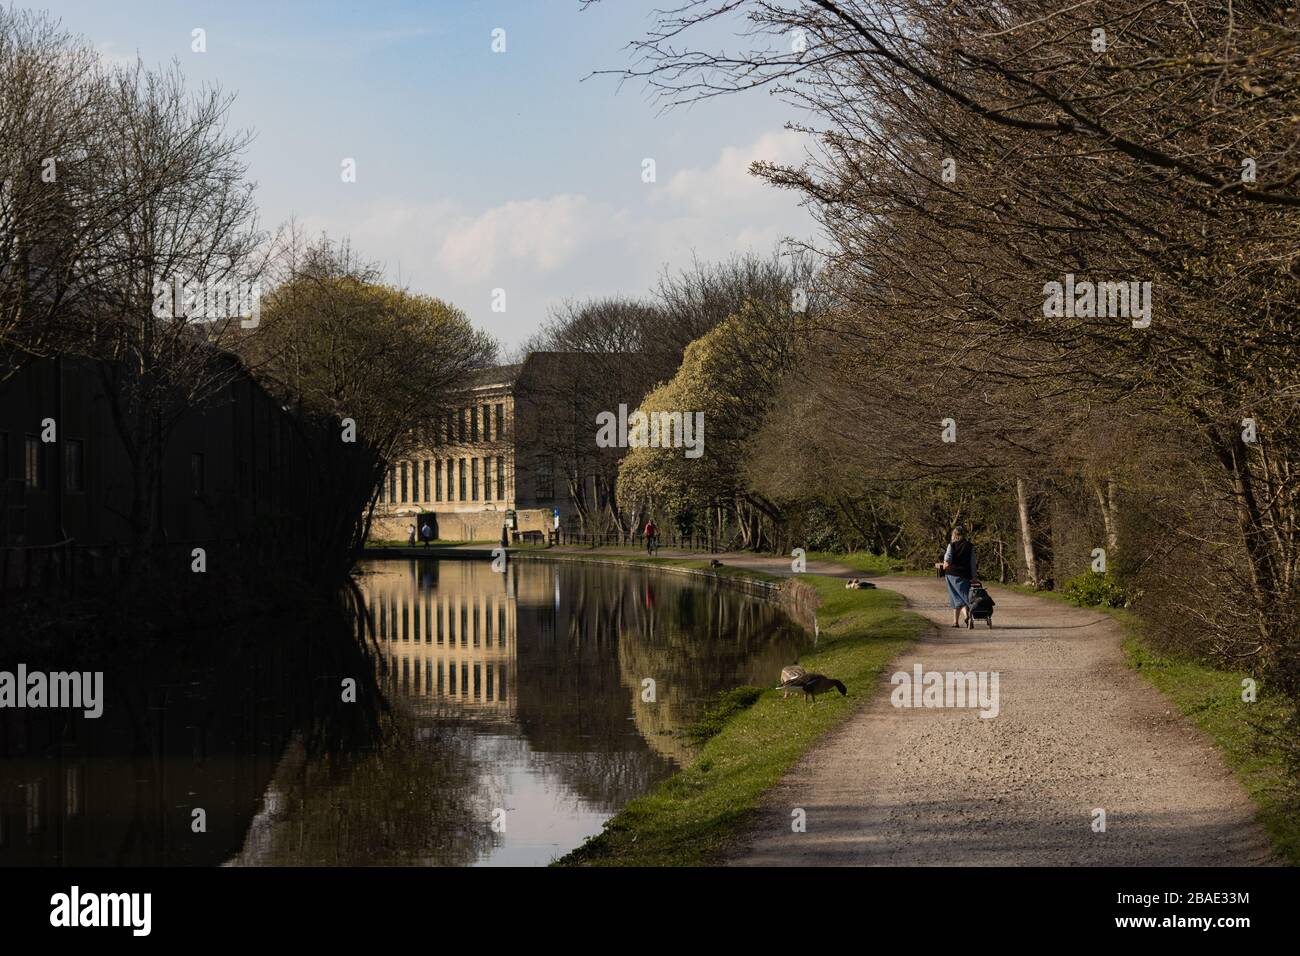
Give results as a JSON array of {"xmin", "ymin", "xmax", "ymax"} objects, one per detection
[{"xmin": 244, "ymin": 236, "xmax": 495, "ymax": 583}]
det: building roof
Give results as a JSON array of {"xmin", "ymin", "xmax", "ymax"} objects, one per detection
[{"xmin": 464, "ymin": 363, "xmax": 522, "ymax": 390}]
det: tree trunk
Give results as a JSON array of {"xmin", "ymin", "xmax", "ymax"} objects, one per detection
[
  {"xmin": 1016, "ymin": 477, "xmax": 1040, "ymax": 587},
  {"xmin": 1093, "ymin": 477, "xmax": 1120, "ymax": 560}
]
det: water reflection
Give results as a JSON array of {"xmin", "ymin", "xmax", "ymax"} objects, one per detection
[
  {"xmin": 0, "ymin": 558, "xmax": 808, "ymax": 867},
  {"xmin": 0, "ymin": 594, "xmax": 390, "ymax": 867}
]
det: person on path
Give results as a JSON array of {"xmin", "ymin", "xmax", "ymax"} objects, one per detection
[
  {"xmin": 643, "ymin": 519, "xmax": 658, "ymax": 554},
  {"xmin": 934, "ymin": 525, "xmax": 976, "ymax": 626},
  {"xmin": 407, "ymin": 524, "xmax": 416, "ymax": 547},
  {"xmin": 420, "ymin": 522, "xmax": 433, "ymax": 547}
]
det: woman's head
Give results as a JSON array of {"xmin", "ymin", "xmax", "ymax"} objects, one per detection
[{"xmin": 951, "ymin": 526, "xmax": 966, "ymax": 542}]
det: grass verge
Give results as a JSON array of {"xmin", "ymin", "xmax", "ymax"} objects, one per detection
[
  {"xmin": 806, "ymin": 550, "xmax": 906, "ymax": 575},
  {"xmin": 555, "ymin": 572, "xmax": 925, "ymax": 866}
]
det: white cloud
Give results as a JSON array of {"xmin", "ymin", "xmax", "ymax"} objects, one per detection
[
  {"xmin": 292, "ymin": 131, "xmax": 815, "ymax": 345},
  {"xmin": 658, "ymin": 130, "xmax": 806, "ymax": 214},
  {"xmin": 435, "ymin": 195, "xmax": 617, "ymax": 281},
  {"xmin": 95, "ymin": 41, "xmax": 141, "ymax": 68}
]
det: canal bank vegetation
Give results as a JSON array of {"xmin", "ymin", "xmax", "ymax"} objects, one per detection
[
  {"xmin": 556, "ymin": 571, "xmax": 924, "ymax": 866},
  {"xmin": 569, "ymin": 0, "xmax": 1300, "ymax": 800}
]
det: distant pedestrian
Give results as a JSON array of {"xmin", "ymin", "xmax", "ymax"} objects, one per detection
[
  {"xmin": 420, "ymin": 522, "xmax": 433, "ymax": 547},
  {"xmin": 934, "ymin": 525, "xmax": 976, "ymax": 627},
  {"xmin": 407, "ymin": 524, "xmax": 416, "ymax": 547},
  {"xmin": 643, "ymin": 518, "xmax": 658, "ymax": 554}
]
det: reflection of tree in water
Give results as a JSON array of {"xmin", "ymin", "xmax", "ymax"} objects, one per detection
[
  {"xmin": 225, "ymin": 715, "xmax": 492, "ymax": 867},
  {"xmin": 617, "ymin": 570, "xmax": 810, "ymax": 765},
  {"xmin": 512, "ymin": 565, "xmax": 676, "ymax": 810},
  {"xmin": 509, "ymin": 562, "xmax": 809, "ymax": 776},
  {"xmin": 0, "ymin": 588, "xmax": 393, "ymax": 867},
  {"xmin": 470, "ymin": 732, "xmax": 656, "ymax": 819}
]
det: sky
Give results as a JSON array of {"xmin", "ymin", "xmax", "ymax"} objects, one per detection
[{"xmin": 40, "ymin": 0, "xmax": 817, "ymax": 351}]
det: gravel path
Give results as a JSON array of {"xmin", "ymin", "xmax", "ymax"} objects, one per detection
[{"xmin": 723, "ymin": 572, "xmax": 1276, "ymax": 866}]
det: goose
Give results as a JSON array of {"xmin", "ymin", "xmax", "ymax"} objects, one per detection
[
  {"xmin": 777, "ymin": 671, "xmax": 847, "ymax": 703},
  {"xmin": 779, "ymin": 665, "xmax": 806, "ymax": 699}
]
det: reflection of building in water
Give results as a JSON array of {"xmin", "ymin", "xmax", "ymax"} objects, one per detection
[
  {"xmin": 354, "ymin": 557, "xmax": 810, "ymax": 814},
  {"xmin": 360, "ymin": 559, "xmax": 526, "ymax": 717}
]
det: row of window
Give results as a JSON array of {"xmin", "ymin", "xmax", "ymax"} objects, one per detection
[
  {"xmin": 0, "ymin": 433, "xmax": 213, "ymax": 500},
  {"xmin": 0, "ymin": 433, "xmax": 84, "ymax": 492},
  {"xmin": 374, "ymin": 592, "xmax": 509, "ymax": 647},
  {"xmin": 381, "ymin": 457, "xmax": 506, "ymax": 505},
  {"xmin": 381, "ymin": 654, "xmax": 507, "ymax": 703},
  {"xmin": 430, "ymin": 403, "xmax": 506, "ymax": 447}
]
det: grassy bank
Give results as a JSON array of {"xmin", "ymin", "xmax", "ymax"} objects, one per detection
[
  {"xmin": 556, "ymin": 571, "xmax": 925, "ymax": 866},
  {"xmin": 806, "ymin": 550, "xmax": 905, "ymax": 575},
  {"xmin": 1003, "ymin": 582, "xmax": 1299, "ymax": 864}
]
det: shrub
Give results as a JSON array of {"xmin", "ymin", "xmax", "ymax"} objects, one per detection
[{"xmin": 1062, "ymin": 570, "xmax": 1128, "ymax": 608}]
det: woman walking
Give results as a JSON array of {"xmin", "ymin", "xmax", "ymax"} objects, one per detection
[{"xmin": 935, "ymin": 526, "xmax": 977, "ymax": 627}]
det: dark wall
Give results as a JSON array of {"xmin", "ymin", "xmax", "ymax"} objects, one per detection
[{"xmin": 0, "ymin": 354, "xmax": 308, "ymax": 551}]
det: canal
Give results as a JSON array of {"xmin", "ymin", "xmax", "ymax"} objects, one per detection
[{"xmin": 0, "ymin": 558, "xmax": 810, "ymax": 866}]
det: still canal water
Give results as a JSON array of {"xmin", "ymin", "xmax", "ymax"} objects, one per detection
[{"xmin": 1, "ymin": 558, "xmax": 809, "ymax": 866}]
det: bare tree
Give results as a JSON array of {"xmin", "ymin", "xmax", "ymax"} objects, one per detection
[
  {"xmin": 70, "ymin": 61, "xmax": 265, "ymax": 566},
  {"xmin": 0, "ymin": 9, "xmax": 118, "ymax": 373}
]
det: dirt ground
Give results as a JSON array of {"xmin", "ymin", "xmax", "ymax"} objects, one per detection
[{"xmin": 720, "ymin": 570, "xmax": 1276, "ymax": 866}]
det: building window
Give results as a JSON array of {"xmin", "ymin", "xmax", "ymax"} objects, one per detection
[
  {"xmin": 435, "ymin": 460, "xmax": 443, "ymax": 502},
  {"xmin": 482, "ymin": 406, "xmax": 491, "ymax": 443},
  {"xmin": 411, "ymin": 460, "xmax": 420, "ymax": 502},
  {"xmin": 536, "ymin": 455, "xmax": 553, "ymax": 501},
  {"xmin": 471, "ymin": 406, "xmax": 479, "ymax": 443},
  {"xmin": 388, "ymin": 469, "xmax": 396, "ymax": 504},
  {"xmin": 495, "ymin": 404, "xmax": 504, "ymax": 441},
  {"xmin": 400, "ymin": 461, "xmax": 408, "ymax": 503},
  {"xmin": 458, "ymin": 409, "xmax": 467, "ymax": 443},
  {"xmin": 189, "ymin": 451, "xmax": 204, "ymax": 497},
  {"xmin": 471, "ymin": 459, "xmax": 479, "ymax": 501},
  {"xmin": 24, "ymin": 436, "xmax": 44, "ymax": 490},
  {"xmin": 496, "ymin": 457, "xmax": 505, "ymax": 501},
  {"xmin": 484, "ymin": 457, "xmax": 492, "ymax": 501},
  {"xmin": 422, "ymin": 460, "xmax": 430, "ymax": 502},
  {"xmin": 458, "ymin": 458, "xmax": 466, "ymax": 500}
]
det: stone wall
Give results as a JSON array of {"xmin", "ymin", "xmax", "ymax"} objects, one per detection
[{"xmin": 370, "ymin": 507, "xmax": 553, "ymax": 543}]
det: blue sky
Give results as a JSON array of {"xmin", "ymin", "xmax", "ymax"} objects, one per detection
[{"xmin": 42, "ymin": 0, "xmax": 816, "ymax": 349}]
